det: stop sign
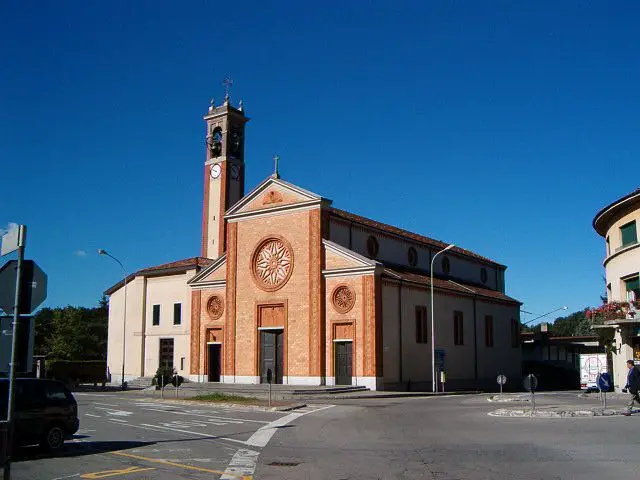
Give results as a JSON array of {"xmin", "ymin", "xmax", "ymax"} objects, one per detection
[{"xmin": 0, "ymin": 260, "xmax": 48, "ymax": 314}]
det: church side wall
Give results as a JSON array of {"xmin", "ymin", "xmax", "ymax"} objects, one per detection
[
  {"xmin": 107, "ymin": 276, "xmax": 145, "ymax": 383},
  {"xmin": 142, "ymin": 272, "xmax": 193, "ymax": 378},
  {"xmin": 380, "ymin": 280, "xmax": 521, "ymax": 390}
]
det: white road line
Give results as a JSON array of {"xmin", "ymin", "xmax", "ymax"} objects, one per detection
[
  {"xmin": 221, "ymin": 448, "xmax": 260, "ymax": 480},
  {"xmin": 94, "ymin": 407, "xmax": 133, "ymax": 416},
  {"xmin": 84, "ymin": 413, "xmax": 101, "ymax": 418},
  {"xmin": 109, "ymin": 418, "xmax": 129, "ymax": 423},
  {"xmin": 139, "ymin": 423, "xmax": 248, "ymax": 445},
  {"xmin": 246, "ymin": 405, "xmax": 334, "ymax": 447},
  {"xmin": 143, "ymin": 407, "xmax": 268, "ymax": 424},
  {"xmin": 49, "ymin": 474, "xmax": 80, "ymax": 480},
  {"xmin": 94, "ymin": 402, "xmax": 119, "ymax": 407}
]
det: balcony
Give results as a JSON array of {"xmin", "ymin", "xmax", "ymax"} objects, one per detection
[{"xmin": 615, "ymin": 240, "xmax": 639, "ymax": 253}]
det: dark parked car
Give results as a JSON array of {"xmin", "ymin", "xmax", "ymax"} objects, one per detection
[{"xmin": 0, "ymin": 378, "xmax": 79, "ymax": 451}]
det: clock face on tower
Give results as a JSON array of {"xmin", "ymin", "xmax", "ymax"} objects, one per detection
[
  {"xmin": 230, "ymin": 164, "xmax": 240, "ymax": 180},
  {"xmin": 210, "ymin": 163, "xmax": 221, "ymax": 179}
]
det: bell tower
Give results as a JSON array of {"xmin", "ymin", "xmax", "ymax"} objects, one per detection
[{"xmin": 201, "ymin": 93, "xmax": 249, "ymax": 258}]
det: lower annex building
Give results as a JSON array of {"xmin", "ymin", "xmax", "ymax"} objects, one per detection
[{"xmin": 105, "ymin": 97, "xmax": 522, "ymax": 391}]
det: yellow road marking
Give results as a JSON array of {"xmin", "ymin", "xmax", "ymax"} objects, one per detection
[
  {"xmin": 110, "ymin": 451, "xmax": 253, "ymax": 479},
  {"xmin": 80, "ymin": 466, "xmax": 155, "ymax": 479}
]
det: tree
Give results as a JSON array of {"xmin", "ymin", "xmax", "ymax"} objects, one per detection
[
  {"xmin": 32, "ymin": 297, "xmax": 108, "ymax": 361},
  {"xmin": 550, "ymin": 310, "xmax": 592, "ymax": 337}
]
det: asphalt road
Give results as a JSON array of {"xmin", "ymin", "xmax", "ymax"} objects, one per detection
[
  {"xmin": 5, "ymin": 392, "xmax": 330, "ymax": 480},
  {"xmin": 257, "ymin": 392, "xmax": 640, "ymax": 479}
]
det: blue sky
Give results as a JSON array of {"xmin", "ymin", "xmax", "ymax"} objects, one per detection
[{"xmin": 1, "ymin": 2, "xmax": 638, "ymax": 323}]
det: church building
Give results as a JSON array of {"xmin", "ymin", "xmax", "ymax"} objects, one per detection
[{"xmin": 105, "ymin": 97, "xmax": 522, "ymax": 391}]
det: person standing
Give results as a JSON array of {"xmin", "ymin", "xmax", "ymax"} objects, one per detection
[{"xmin": 622, "ymin": 360, "xmax": 640, "ymax": 416}]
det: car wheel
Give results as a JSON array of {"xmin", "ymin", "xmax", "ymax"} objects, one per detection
[{"xmin": 40, "ymin": 425, "xmax": 65, "ymax": 451}]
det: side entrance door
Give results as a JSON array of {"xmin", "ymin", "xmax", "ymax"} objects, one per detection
[
  {"xmin": 159, "ymin": 338, "xmax": 174, "ymax": 370},
  {"xmin": 335, "ymin": 341, "xmax": 352, "ymax": 386},
  {"xmin": 260, "ymin": 330, "xmax": 283, "ymax": 384},
  {"xmin": 208, "ymin": 344, "xmax": 221, "ymax": 382}
]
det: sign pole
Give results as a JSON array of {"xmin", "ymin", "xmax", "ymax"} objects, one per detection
[{"xmin": 3, "ymin": 225, "xmax": 26, "ymax": 480}]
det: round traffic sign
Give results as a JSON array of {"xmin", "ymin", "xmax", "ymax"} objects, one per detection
[
  {"xmin": 523, "ymin": 374, "xmax": 538, "ymax": 392},
  {"xmin": 597, "ymin": 372, "xmax": 611, "ymax": 391},
  {"xmin": 496, "ymin": 374, "xmax": 507, "ymax": 385}
]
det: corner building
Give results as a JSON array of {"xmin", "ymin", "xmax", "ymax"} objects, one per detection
[{"xmin": 105, "ymin": 99, "xmax": 522, "ymax": 391}]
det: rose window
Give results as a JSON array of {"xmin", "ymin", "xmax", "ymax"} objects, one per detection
[
  {"xmin": 332, "ymin": 285, "xmax": 356, "ymax": 314},
  {"xmin": 251, "ymin": 237, "xmax": 294, "ymax": 292}
]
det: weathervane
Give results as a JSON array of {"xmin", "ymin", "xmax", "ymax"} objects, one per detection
[{"xmin": 223, "ymin": 77, "xmax": 233, "ymax": 102}]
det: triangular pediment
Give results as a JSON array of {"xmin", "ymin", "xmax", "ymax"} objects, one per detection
[
  {"xmin": 188, "ymin": 254, "xmax": 226, "ymax": 286},
  {"xmin": 226, "ymin": 176, "xmax": 331, "ymax": 219},
  {"xmin": 323, "ymin": 240, "xmax": 378, "ymax": 270}
]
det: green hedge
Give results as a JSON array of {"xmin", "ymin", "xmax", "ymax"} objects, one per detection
[{"xmin": 46, "ymin": 360, "xmax": 107, "ymax": 384}]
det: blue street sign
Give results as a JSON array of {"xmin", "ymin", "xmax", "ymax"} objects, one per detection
[{"xmin": 597, "ymin": 372, "xmax": 611, "ymax": 392}]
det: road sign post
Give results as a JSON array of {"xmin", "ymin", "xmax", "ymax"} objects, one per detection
[
  {"xmin": 497, "ymin": 374, "xmax": 507, "ymax": 395},
  {"xmin": 523, "ymin": 374, "xmax": 538, "ymax": 414},
  {"xmin": 2, "ymin": 224, "xmax": 26, "ymax": 480},
  {"xmin": 267, "ymin": 368, "xmax": 273, "ymax": 408}
]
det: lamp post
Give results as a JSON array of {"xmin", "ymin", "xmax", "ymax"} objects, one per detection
[
  {"xmin": 521, "ymin": 306, "xmax": 568, "ymax": 326},
  {"xmin": 98, "ymin": 249, "xmax": 128, "ymax": 391},
  {"xmin": 430, "ymin": 244, "xmax": 455, "ymax": 393}
]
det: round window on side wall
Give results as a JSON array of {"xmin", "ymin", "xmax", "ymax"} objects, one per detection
[
  {"xmin": 480, "ymin": 267, "xmax": 488, "ymax": 284},
  {"xmin": 367, "ymin": 235, "xmax": 379, "ymax": 258},
  {"xmin": 408, "ymin": 246, "xmax": 418, "ymax": 267},
  {"xmin": 442, "ymin": 256, "xmax": 451, "ymax": 275}
]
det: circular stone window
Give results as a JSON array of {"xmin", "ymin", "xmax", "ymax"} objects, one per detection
[
  {"xmin": 206, "ymin": 295, "xmax": 224, "ymax": 320},
  {"xmin": 408, "ymin": 246, "xmax": 418, "ymax": 267},
  {"xmin": 442, "ymin": 256, "xmax": 451, "ymax": 275},
  {"xmin": 367, "ymin": 235, "xmax": 379, "ymax": 258},
  {"xmin": 332, "ymin": 285, "xmax": 356, "ymax": 314},
  {"xmin": 251, "ymin": 236, "xmax": 294, "ymax": 292},
  {"xmin": 480, "ymin": 267, "xmax": 488, "ymax": 284}
]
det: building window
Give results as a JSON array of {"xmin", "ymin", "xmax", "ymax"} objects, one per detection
[
  {"xmin": 180, "ymin": 357, "xmax": 185, "ymax": 370},
  {"xmin": 480, "ymin": 268, "xmax": 488, "ymax": 284},
  {"xmin": 484, "ymin": 315, "xmax": 494, "ymax": 347},
  {"xmin": 453, "ymin": 311, "xmax": 464, "ymax": 345},
  {"xmin": 415, "ymin": 306, "xmax": 428, "ymax": 343},
  {"xmin": 625, "ymin": 276, "xmax": 640, "ymax": 302},
  {"xmin": 367, "ymin": 235, "xmax": 379, "ymax": 258},
  {"xmin": 152, "ymin": 304, "xmax": 160, "ymax": 326},
  {"xmin": 606, "ymin": 236, "xmax": 610, "ymax": 256},
  {"xmin": 442, "ymin": 256, "xmax": 451, "ymax": 275},
  {"xmin": 408, "ymin": 246, "xmax": 418, "ymax": 267},
  {"xmin": 620, "ymin": 221, "xmax": 638, "ymax": 248},
  {"xmin": 173, "ymin": 303, "xmax": 182, "ymax": 325},
  {"xmin": 511, "ymin": 318, "xmax": 519, "ymax": 348}
]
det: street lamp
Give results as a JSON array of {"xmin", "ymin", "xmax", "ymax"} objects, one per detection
[
  {"xmin": 431, "ymin": 244, "xmax": 455, "ymax": 393},
  {"xmin": 98, "ymin": 249, "xmax": 128, "ymax": 391},
  {"xmin": 521, "ymin": 306, "xmax": 568, "ymax": 326}
]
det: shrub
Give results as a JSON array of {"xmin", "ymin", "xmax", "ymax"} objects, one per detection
[{"xmin": 152, "ymin": 366, "xmax": 182, "ymax": 388}]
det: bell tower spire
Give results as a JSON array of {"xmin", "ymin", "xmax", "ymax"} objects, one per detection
[{"xmin": 201, "ymin": 90, "xmax": 249, "ymax": 258}]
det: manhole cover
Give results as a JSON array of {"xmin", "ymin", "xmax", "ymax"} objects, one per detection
[{"xmin": 268, "ymin": 461, "xmax": 300, "ymax": 467}]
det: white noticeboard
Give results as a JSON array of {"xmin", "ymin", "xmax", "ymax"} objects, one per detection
[{"xmin": 1, "ymin": 226, "xmax": 21, "ymax": 256}]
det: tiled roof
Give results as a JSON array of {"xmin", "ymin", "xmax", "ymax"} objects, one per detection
[
  {"xmin": 328, "ymin": 208, "xmax": 505, "ymax": 268},
  {"xmin": 104, "ymin": 257, "xmax": 213, "ymax": 295},
  {"xmin": 382, "ymin": 267, "xmax": 521, "ymax": 305}
]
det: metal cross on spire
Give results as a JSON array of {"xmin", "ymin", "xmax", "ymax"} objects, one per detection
[
  {"xmin": 223, "ymin": 77, "xmax": 233, "ymax": 102},
  {"xmin": 273, "ymin": 155, "xmax": 280, "ymax": 179}
]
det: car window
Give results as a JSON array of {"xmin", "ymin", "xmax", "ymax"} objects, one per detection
[
  {"xmin": 16, "ymin": 381, "xmax": 45, "ymax": 409},
  {"xmin": 44, "ymin": 382, "xmax": 71, "ymax": 403}
]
